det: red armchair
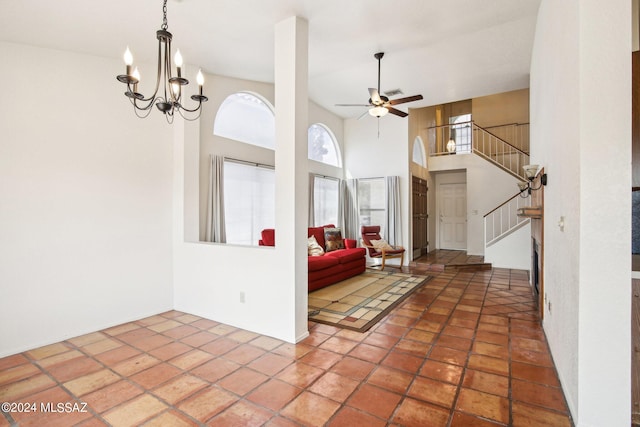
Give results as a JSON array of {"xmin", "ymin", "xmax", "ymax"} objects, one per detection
[{"xmin": 361, "ymin": 225, "xmax": 405, "ymax": 270}]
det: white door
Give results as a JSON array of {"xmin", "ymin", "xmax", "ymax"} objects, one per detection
[{"xmin": 439, "ymin": 183, "xmax": 467, "ymax": 250}]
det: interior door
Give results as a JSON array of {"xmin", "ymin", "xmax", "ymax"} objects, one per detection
[
  {"xmin": 439, "ymin": 183, "xmax": 467, "ymax": 250},
  {"xmin": 412, "ymin": 176, "xmax": 429, "ymax": 258}
]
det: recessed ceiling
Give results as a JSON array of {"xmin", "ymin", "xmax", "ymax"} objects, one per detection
[{"xmin": 0, "ymin": 0, "xmax": 541, "ymax": 118}]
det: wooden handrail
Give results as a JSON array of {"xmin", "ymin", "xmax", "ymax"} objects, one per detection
[
  {"xmin": 483, "ymin": 122, "xmax": 530, "ymax": 130},
  {"xmin": 473, "ymin": 123, "xmax": 529, "ymax": 157},
  {"xmin": 483, "ymin": 192, "xmax": 524, "ymax": 217},
  {"xmin": 426, "ymin": 121, "xmax": 473, "ymax": 130},
  {"xmin": 426, "ymin": 121, "xmax": 529, "ymax": 157}
]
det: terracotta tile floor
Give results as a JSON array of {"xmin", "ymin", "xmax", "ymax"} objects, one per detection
[{"xmin": 0, "ymin": 267, "xmax": 573, "ymax": 426}]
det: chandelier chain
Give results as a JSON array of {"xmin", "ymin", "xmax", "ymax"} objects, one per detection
[{"xmin": 161, "ymin": 0, "xmax": 168, "ymax": 30}]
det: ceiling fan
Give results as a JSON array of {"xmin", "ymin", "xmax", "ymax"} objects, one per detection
[{"xmin": 336, "ymin": 52, "xmax": 423, "ymax": 118}]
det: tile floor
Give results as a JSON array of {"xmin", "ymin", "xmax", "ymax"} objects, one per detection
[{"xmin": 0, "ymin": 267, "xmax": 573, "ymax": 426}]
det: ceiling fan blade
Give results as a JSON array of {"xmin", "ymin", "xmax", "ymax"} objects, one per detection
[
  {"xmin": 387, "ymin": 107, "xmax": 408, "ymax": 118},
  {"xmin": 388, "ymin": 94, "xmax": 424, "ymax": 106},
  {"xmin": 368, "ymin": 88, "xmax": 382, "ymax": 105},
  {"xmin": 335, "ymin": 103, "xmax": 371, "ymax": 107}
]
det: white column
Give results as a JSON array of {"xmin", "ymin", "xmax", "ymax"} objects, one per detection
[
  {"xmin": 531, "ymin": 0, "xmax": 631, "ymax": 424},
  {"xmin": 576, "ymin": 0, "xmax": 631, "ymax": 424},
  {"xmin": 274, "ymin": 16, "xmax": 309, "ymax": 342}
]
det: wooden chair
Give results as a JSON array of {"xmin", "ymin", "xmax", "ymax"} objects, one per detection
[{"xmin": 361, "ymin": 225, "xmax": 405, "ymax": 270}]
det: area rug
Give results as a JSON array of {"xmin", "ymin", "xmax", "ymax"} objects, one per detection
[{"xmin": 308, "ymin": 269, "xmax": 432, "ymax": 332}]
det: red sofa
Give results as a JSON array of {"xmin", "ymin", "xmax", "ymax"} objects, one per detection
[{"xmin": 259, "ymin": 225, "xmax": 366, "ymax": 292}]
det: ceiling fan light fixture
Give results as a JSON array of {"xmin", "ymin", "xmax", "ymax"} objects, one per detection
[{"xmin": 369, "ymin": 106, "xmax": 388, "ymax": 117}]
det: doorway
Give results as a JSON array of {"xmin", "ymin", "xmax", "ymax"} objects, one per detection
[
  {"xmin": 438, "ymin": 182, "xmax": 467, "ymax": 250},
  {"xmin": 412, "ymin": 176, "xmax": 429, "ymax": 258}
]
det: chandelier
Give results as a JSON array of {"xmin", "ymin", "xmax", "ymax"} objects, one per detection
[{"xmin": 116, "ymin": 0, "xmax": 208, "ymax": 122}]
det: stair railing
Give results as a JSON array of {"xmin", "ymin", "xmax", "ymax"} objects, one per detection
[
  {"xmin": 472, "ymin": 124, "xmax": 529, "ymax": 180},
  {"xmin": 427, "ymin": 121, "xmax": 530, "ymax": 180},
  {"xmin": 484, "ymin": 192, "xmax": 531, "ymax": 247},
  {"xmin": 482, "ymin": 122, "xmax": 530, "ymax": 154}
]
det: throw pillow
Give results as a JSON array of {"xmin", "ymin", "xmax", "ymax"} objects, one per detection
[
  {"xmin": 324, "ymin": 227, "xmax": 345, "ymax": 252},
  {"xmin": 370, "ymin": 238, "xmax": 394, "ymax": 251},
  {"xmin": 307, "ymin": 235, "xmax": 325, "ymax": 256}
]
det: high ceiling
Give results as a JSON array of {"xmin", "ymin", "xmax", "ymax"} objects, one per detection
[{"xmin": 0, "ymin": 0, "xmax": 541, "ymax": 118}]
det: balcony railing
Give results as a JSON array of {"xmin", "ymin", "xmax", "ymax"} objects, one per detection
[{"xmin": 428, "ymin": 121, "xmax": 530, "ymax": 181}]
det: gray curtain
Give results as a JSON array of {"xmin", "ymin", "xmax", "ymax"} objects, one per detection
[
  {"xmin": 337, "ymin": 179, "xmax": 345, "ymax": 234},
  {"xmin": 341, "ymin": 178, "xmax": 359, "ymax": 240},
  {"xmin": 205, "ymin": 155, "xmax": 226, "ymax": 243},
  {"xmin": 385, "ymin": 176, "xmax": 401, "ymax": 246},
  {"xmin": 308, "ymin": 173, "xmax": 316, "ymax": 226}
]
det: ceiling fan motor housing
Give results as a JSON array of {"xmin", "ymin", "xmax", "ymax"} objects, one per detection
[{"xmin": 335, "ymin": 51, "xmax": 423, "ymax": 118}]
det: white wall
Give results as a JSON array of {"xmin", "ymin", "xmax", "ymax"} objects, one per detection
[
  {"xmin": 484, "ymin": 223, "xmax": 531, "ymax": 270},
  {"xmin": 173, "ymin": 17, "xmax": 311, "ymax": 344},
  {"xmin": 0, "ymin": 42, "xmax": 174, "ymax": 357},
  {"xmin": 343, "ymin": 115, "xmax": 410, "ymax": 261},
  {"xmin": 634, "ymin": 0, "xmax": 639, "ymax": 51},
  {"xmin": 429, "ymin": 153, "xmax": 521, "ymax": 256},
  {"xmin": 531, "ymin": 0, "xmax": 631, "ymax": 424}
]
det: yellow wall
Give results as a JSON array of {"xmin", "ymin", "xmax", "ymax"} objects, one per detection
[
  {"xmin": 471, "ymin": 88, "xmax": 530, "ymax": 128},
  {"xmin": 409, "ymin": 88, "xmax": 529, "ymax": 161}
]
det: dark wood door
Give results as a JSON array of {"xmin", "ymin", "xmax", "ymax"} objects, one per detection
[
  {"xmin": 412, "ymin": 176, "xmax": 429, "ymax": 257},
  {"xmin": 632, "ymin": 49, "xmax": 640, "ymax": 426}
]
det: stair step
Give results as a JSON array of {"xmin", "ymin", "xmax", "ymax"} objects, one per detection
[
  {"xmin": 408, "ymin": 262, "xmax": 492, "ymax": 272},
  {"xmin": 445, "ymin": 263, "xmax": 492, "ymax": 272}
]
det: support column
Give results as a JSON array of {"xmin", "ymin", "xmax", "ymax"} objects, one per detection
[{"xmin": 274, "ymin": 16, "xmax": 309, "ymax": 342}]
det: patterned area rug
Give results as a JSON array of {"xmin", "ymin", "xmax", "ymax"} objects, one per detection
[{"xmin": 308, "ymin": 269, "xmax": 432, "ymax": 332}]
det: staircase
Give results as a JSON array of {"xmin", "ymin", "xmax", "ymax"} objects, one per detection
[
  {"xmin": 427, "ymin": 121, "xmax": 532, "ymax": 268},
  {"xmin": 410, "ymin": 250, "xmax": 492, "ymax": 272},
  {"xmin": 472, "ymin": 123, "xmax": 530, "ymax": 181},
  {"xmin": 474, "ymin": 123, "xmax": 532, "ymax": 247},
  {"xmin": 484, "ymin": 192, "xmax": 531, "ymax": 247},
  {"xmin": 430, "ymin": 121, "xmax": 530, "ymax": 181}
]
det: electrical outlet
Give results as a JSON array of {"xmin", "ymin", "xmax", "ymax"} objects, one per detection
[{"xmin": 240, "ymin": 292, "xmax": 245, "ymax": 303}]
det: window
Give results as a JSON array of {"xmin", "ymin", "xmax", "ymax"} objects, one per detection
[
  {"xmin": 313, "ymin": 176, "xmax": 339, "ymax": 226},
  {"xmin": 450, "ymin": 114, "xmax": 472, "ymax": 153},
  {"xmin": 358, "ymin": 178, "xmax": 386, "ymax": 237},
  {"xmin": 412, "ymin": 136, "xmax": 426, "ymax": 166},
  {"xmin": 214, "ymin": 92, "xmax": 275, "ymax": 149},
  {"xmin": 308, "ymin": 123, "xmax": 341, "ymax": 167},
  {"xmin": 223, "ymin": 161, "xmax": 275, "ymax": 245}
]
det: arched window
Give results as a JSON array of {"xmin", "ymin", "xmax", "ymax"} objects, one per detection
[
  {"xmin": 213, "ymin": 92, "xmax": 275, "ymax": 149},
  {"xmin": 412, "ymin": 136, "xmax": 426, "ymax": 167},
  {"xmin": 308, "ymin": 123, "xmax": 341, "ymax": 167}
]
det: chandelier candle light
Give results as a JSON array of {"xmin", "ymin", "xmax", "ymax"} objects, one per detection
[{"xmin": 116, "ymin": 0, "xmax": 207, "ymax": 122}]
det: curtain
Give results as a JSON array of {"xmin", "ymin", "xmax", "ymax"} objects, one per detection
[
  {"xmin": 341, "ymin": 178, "xmax": 359, "ymax": 240},
  {"xmin": 337, "ymin": 179, "xmax": 344, "ymax": 233},
  {"xmin": 308, "ymin": 173, "xmax": 316, "ymax": 226},
  {"xmin": 385, "ymin": 176, "xmax": 401, "ymax": 246},
  {"xmin": 205, "ymin": 155, "xmax": 226, "ymax": 243}
]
